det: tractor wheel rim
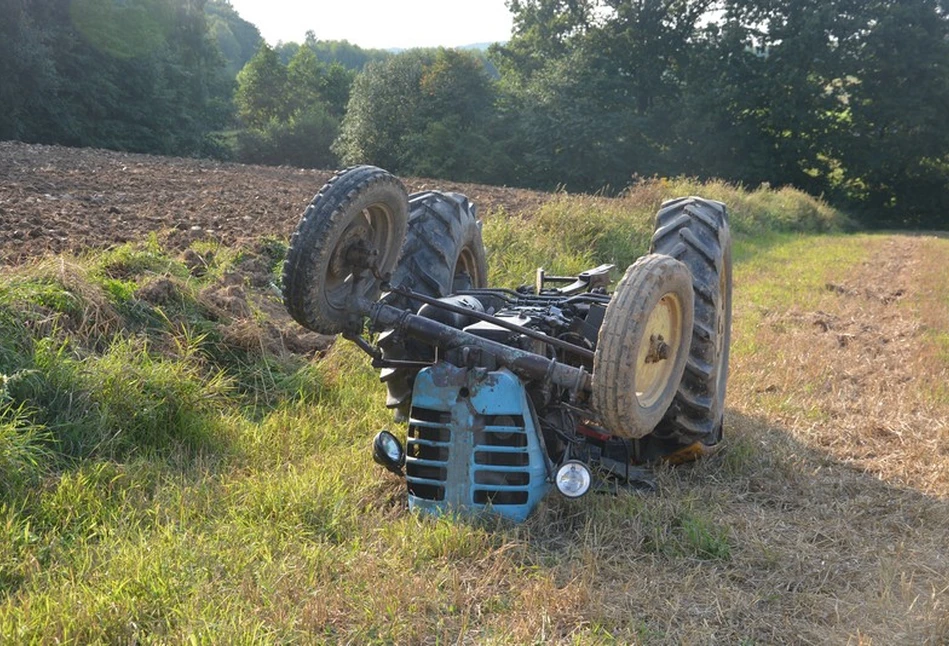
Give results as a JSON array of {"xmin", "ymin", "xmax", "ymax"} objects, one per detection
[
  {"xmin": 636, "ymin": 292, "xmax": 683, "ymax": 408},
  {"xmin": 455, "ymin": 246, "xmax": 480, "ymax": 288},
  {"xmin": 324, "ymin": 203, "xmax": 396, "ymax": 312}
]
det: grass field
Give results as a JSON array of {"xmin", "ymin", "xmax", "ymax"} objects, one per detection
[{"xmin": 1, "ymin": 175, "xmax": 947, "ymax": 644}]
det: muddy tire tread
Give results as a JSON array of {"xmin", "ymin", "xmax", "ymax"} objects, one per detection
[
  {"xmin": 650, "ymin": 197, "xmax": 732, "ymax": 445},
  {"xmin": 282, "ymin": 165, "xmax": 408, "ymax": 334},
  {"xmin": 593, "ymin": 254, "xmax": 695, "ymax": 439}
]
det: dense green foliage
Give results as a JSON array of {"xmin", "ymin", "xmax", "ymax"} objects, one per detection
[
  {"xmin": 233, "ymin": 42, "xmax": 352, "ymax": 167},
  {"xmin": 275, "ymin": 31, "xmax": 391, "ymax": 70},
  {"xmin": 333, "ymin": 49, "xmax": 506, "ymax": 182},
  {"xmin": 0, "ymin": 0, "xmax": 232, "ymax": 157},
  {"xmin": 205, "ymin": 0, "xmax": 262, "ymax": 77},
  {"xmin": 2, "ymin": 0, "xmax": 947, "ymax": 227},
  {"xmin": 333, "ymin": 0, "xmax": 949, "ymax": 227},
  {"xmin": 484, "ymin": 0, "xmax": 949, "ymax": 227}
]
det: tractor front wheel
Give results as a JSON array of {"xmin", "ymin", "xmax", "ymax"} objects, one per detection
[
  {"xmin": 282, "ymin": 166, "xmax": 408, "ymax": 335},
  {"xmin": 593, "ymin": 254, "xmax": 694, "ymax": 439}
]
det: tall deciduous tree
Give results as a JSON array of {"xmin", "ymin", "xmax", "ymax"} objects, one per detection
[
  {"xmin": 493, "ymin": 0, "xmax": 717, "ymax": 191},
  {"xmin": 234, "ymin": 40, "xmax": 351, "ymax": 168},
  {"xmin": 234, "ymin": 43, "xmax": 288, "ymax": 128},
  {"xmin": 334, "ymin": 51, "xmax": 431, "ymax": 171},
  {"xmin": 205, "ymin": 0, "xmax": 262, "ymax": 78},
  {"xmin": 493, "ymin": 0, "xmax": 949, "ymax": 226},
  {"xmin": 0, "ymin": 0, "xmax": 60, "ymax": 141},
  {"xmin": 334, "ymin": 49, "xmax": 499, "ymax": 180},
  {"xmin": 0, "ymin": 0, "xmax": 230, "ymax": 155},
  {"xmin": 832, "ymin": 0, "xmax": 949, "ymax": 227}
]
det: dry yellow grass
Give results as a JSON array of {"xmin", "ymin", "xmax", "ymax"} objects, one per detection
[
  {"xmin": 732, "ymin": 234, "xmax": 949, "ymax": 496},
  {"xmin": 720, "ymin": 233, "xmax": 949, "ymax": 644},
  {"xmin": 0, "ymin": 258, "xmax": 121, "ymax": 341}
]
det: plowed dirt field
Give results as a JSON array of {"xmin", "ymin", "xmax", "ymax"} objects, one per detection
[{"xmin": 0, "ymin": 141, "xmax": 553, "ymax": 265}]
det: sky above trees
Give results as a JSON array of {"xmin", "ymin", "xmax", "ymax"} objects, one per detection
[{"xmin": 226, "ymin": 0, "xmax": 514, "ymax": 48}]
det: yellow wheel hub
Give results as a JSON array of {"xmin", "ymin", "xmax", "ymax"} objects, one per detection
[{"xmin": 636, "ymin": 292, "xmax": 684, "ymax": 408}]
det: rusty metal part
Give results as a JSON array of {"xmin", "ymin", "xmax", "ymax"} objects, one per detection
[
  {"xmin": 343, "ymin": 331, "xmax": 382, "ymax": 360},
  {"xmin": 644, "ymin": 334, "xmax": 670, "ymax": 364},
  {"xmin": 368, "ymin": 300, "xmax": 592, "ymax": 394},
  {"xmin": 329, "ymin": 224, "xmax": 370, "ymax": 277},
  {"xmin": 661, "ymin": 441, "xmax": 708, "ymax": 465},
  {"xmin": 454, "ymin": 289, "xmax": 611, "ymax": 312},
  {"xmin": 344, "ymin": 240, "xmax": 377, "ymax": 269},
  {"xmin": 536, "ymin": 263, "xmax": 615, "ymax": 295}
]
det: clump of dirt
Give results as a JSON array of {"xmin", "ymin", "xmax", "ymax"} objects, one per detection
[
  {"xmin": 201, "ymin": 282, "xmax": 253, "ymax": 319},
  {"xmin": 182, "ymin": 248, "xmax": 212, "ymax": 277},
  {"xmin": 191, "ymin": 246, "xmax": 333, "ymax": 358},
  {"xmin": 825, "ymin": 281, "xmax": 907, "ymax": 304},
  {"xmin": 234, "ymin": 240, "xmax": 283, "ymax": 289},
  {"xmin": 135, "ymin": 277, "xmax": 184, "ymax": 307},
  {"xmin": 220, "ymin": 318, "xmax": 330, "ymax": 357}
]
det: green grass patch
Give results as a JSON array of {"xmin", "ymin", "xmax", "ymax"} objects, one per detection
[
  {"xmin": 728, "ymin": 234, "xmax": 872, "ymax": 361},
  {"xmin": 484, "ymin": 179, "xmax": 849, "ymax": 289},
  {"xmin": 0, "ymin": 403, "xmax": 50, "ymax": 499}
]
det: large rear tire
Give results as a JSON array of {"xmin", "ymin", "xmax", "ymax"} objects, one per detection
[
  {"xmin": 593, "ymin": 254, "xmax": 694, "ymax": 439},
  {"xmin": 385, "ymin": 190, "xmax": 488, "ymax": 309},
  {"xmin": 379, "ymin": 191, "xmax": 488, "ymax": 412},
  {"xmin": 649, "ymin": 197, "xmax": 732, "ymax": 445},
  {"xmin": 282, "ymin": 166, "xmax": 408, "ymax": 335}
]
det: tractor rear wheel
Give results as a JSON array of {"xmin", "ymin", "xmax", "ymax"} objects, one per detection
[
  {"xmin": 384, "ymin": 190, "xmax": 488, "ymax": 310},
  {"xmin": 379, "ymin": 191, "xmax": 488, "ymax": 413},
  {"xmin": 593, "ymin": 254, "xmax": 694, "ymax": 439},
  {"xmin": 282, "ymin": 166, "xmax": 408, "ymax": 335},
  {"xmin": 649, "ymin": 197, "xmax": 732, "ymax": 445}
]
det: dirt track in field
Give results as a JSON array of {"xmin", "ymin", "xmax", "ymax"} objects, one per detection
[
  {"xmin": 731, "ymin": 233, "xmax": 949, "ymax": 496},
  {"xmin": 0, "ymin": 141, "xmax": 554, "ymax": 265}
]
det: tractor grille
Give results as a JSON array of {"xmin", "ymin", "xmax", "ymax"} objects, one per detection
[
  {"xmin": 406, "ymin": 409, "xmax": 450, "ymax": 501},
  {"xmin": 405, "ymin": 365, "xmax": 550, "ymax": 522}
]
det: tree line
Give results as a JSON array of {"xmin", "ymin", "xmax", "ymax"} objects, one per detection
[
  {"xmin": 2, "ymin": 0, "xmax": 947, "ymax": 228},
  {"xmin": 1, "ymin": 0, "xmax": 231, "ymax": 157}
]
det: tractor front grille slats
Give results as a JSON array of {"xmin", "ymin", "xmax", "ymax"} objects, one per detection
[{"xmin": 405, "ymin": 365, "xmax": 551, "ymax": 522}]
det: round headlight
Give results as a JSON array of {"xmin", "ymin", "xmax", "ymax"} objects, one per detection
[
  {"xmin": 555, "ymin": 460, "xmax": 592, "ymax": 498},
  {"xmin": 372, "ymin": 430, "xmax": 405, "ymax": 474}
]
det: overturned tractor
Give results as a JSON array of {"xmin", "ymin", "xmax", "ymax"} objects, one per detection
[{"xmin": 283, "ymin": 166, "xmax": 731, "ymax": 522}]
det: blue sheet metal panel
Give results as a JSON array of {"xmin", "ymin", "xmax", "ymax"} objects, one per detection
[{"xmin": 406, "ymin": 363, "xmax": 551, "ymax": 522}]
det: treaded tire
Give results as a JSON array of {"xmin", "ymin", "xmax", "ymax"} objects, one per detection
[
  {"xmin": 649, "ymin": 196, "xmax": 732, "ymax": 445},
  {"xmin": 282, "ymin": 166, "xmax": 408, "ymax": 335},
  {"xmin": 379, "ymin": 190, "xmax": 488, "ymax": 412},
  {"xmin": 593, "ymin": 254, "xmax": 694, "ymax": 439},
  {"xmin": 385, "ymin": 190, "xmax": 488, "ymax": 309}
]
